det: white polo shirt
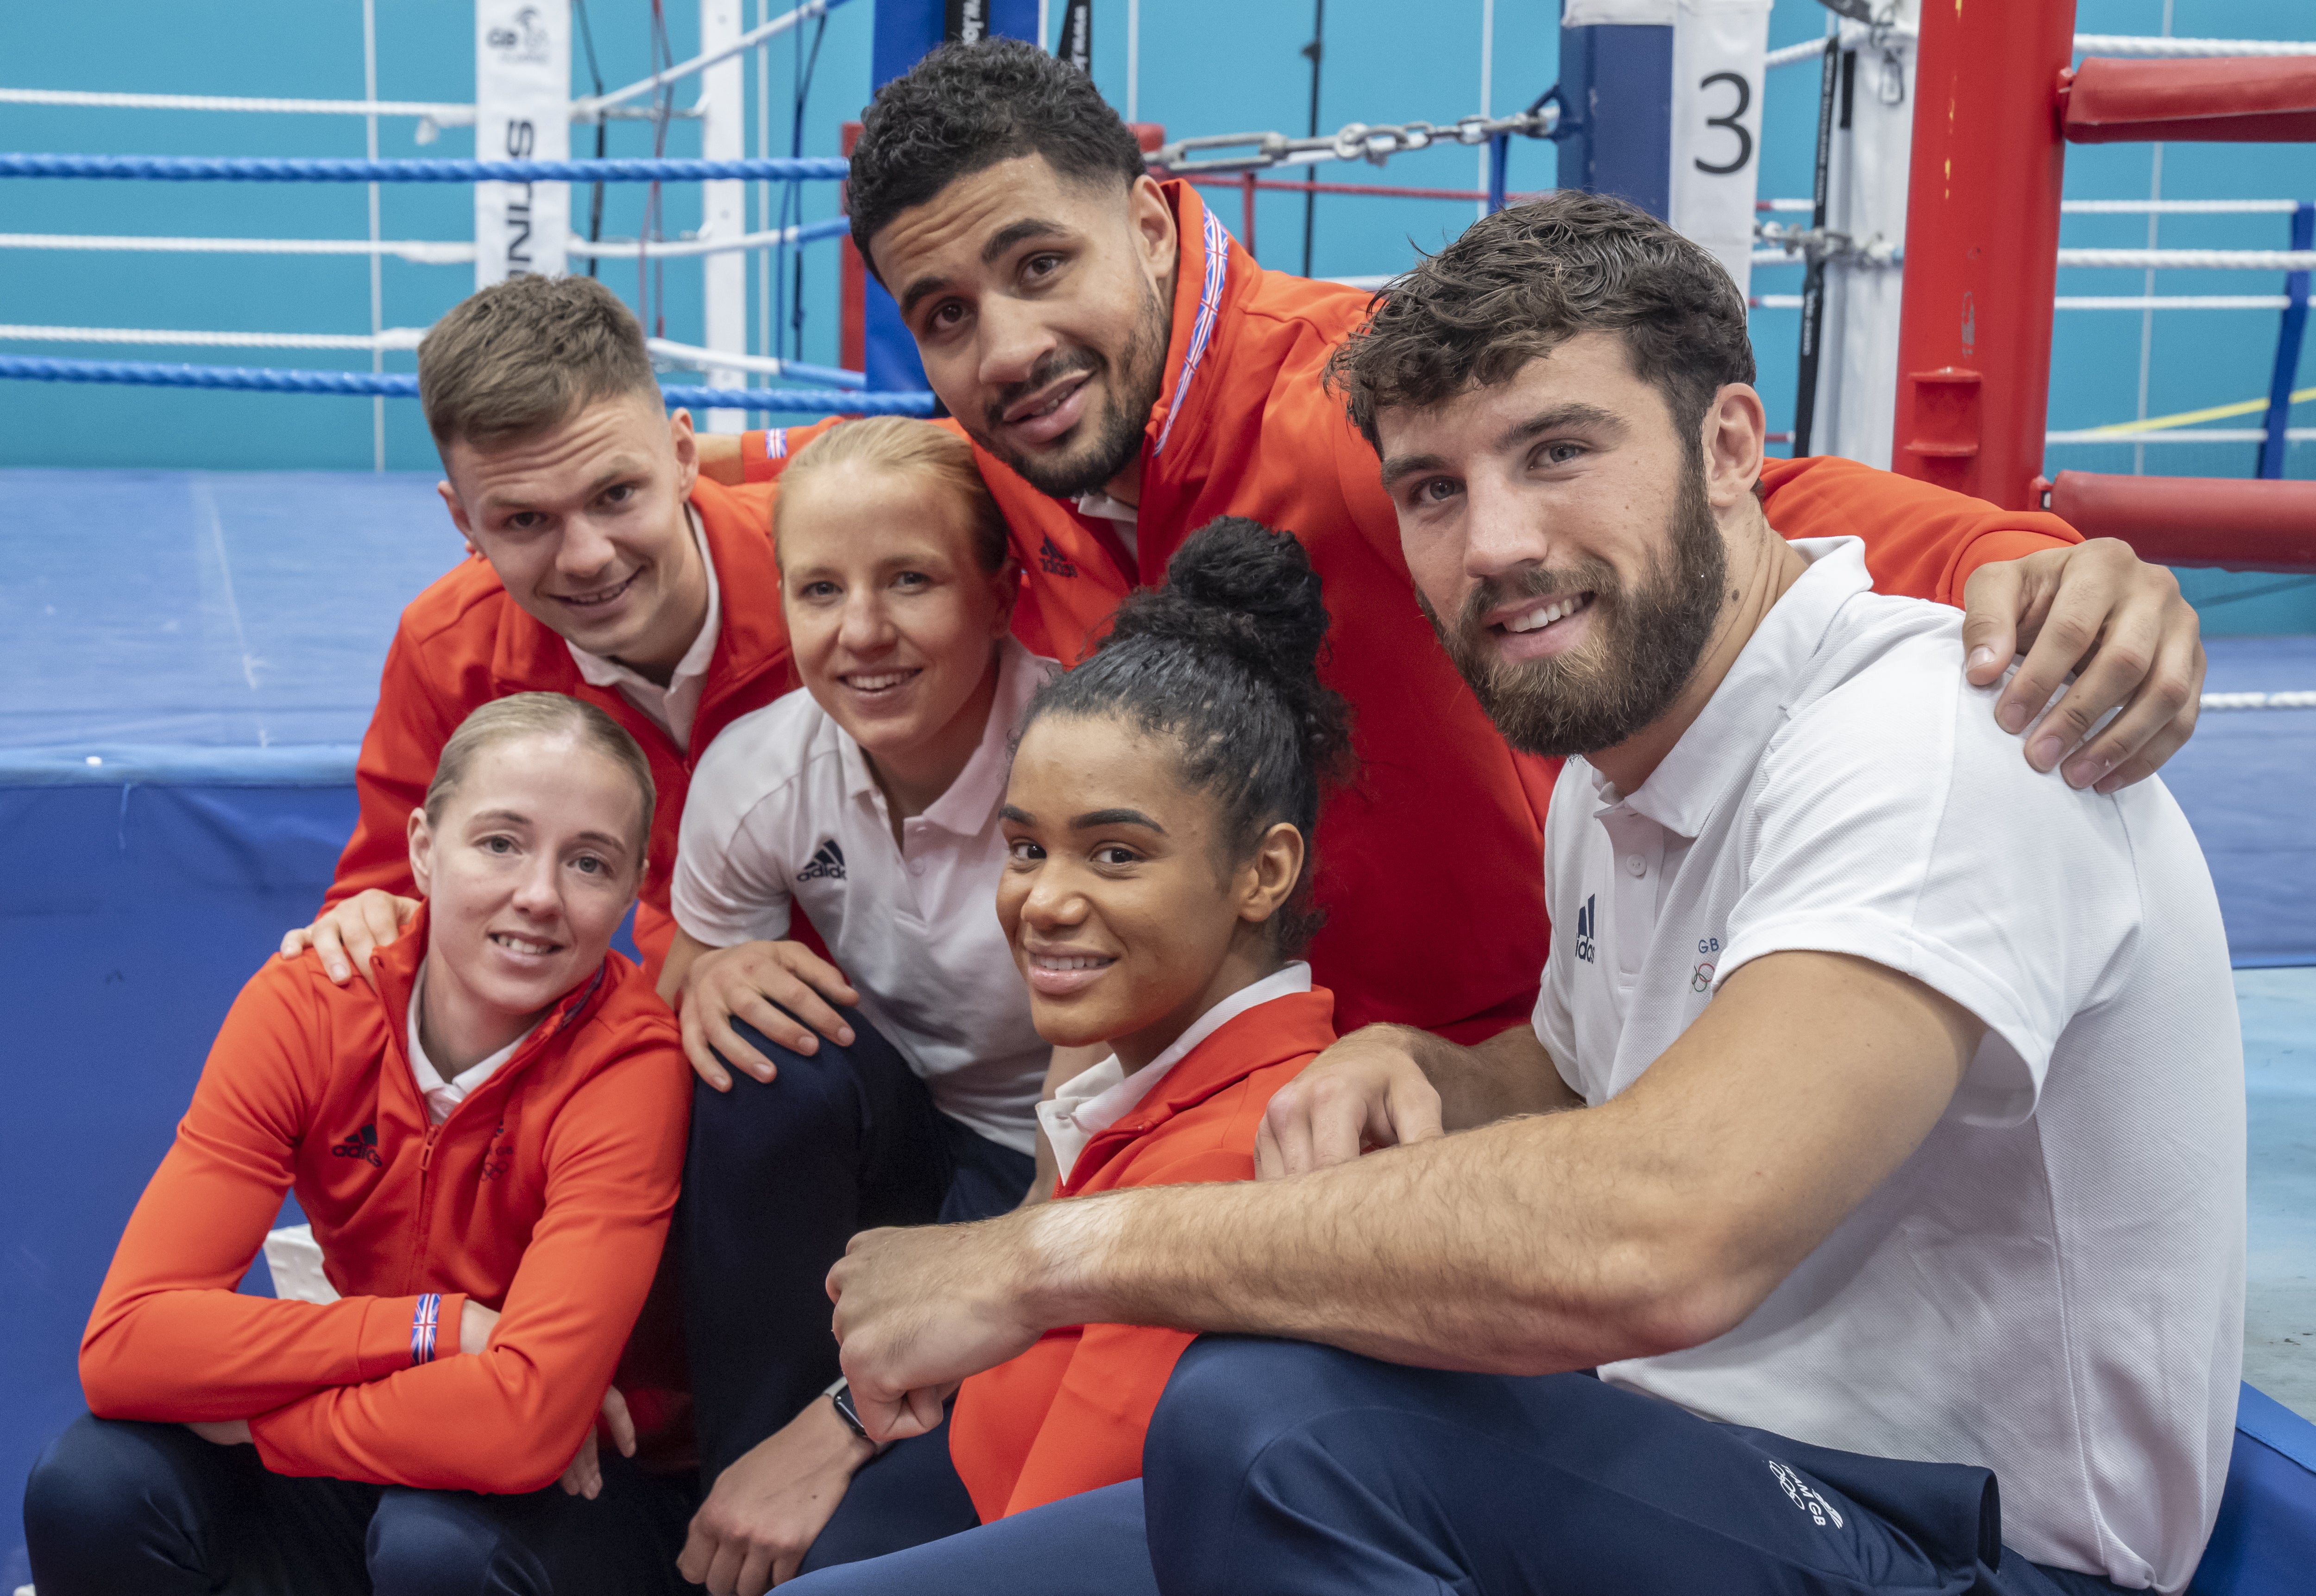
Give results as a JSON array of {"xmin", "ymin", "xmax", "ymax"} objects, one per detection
[
  {"xmin": 672, "ymin": 639, "xmax": 1056, "ymax": 1153},
  {"xmin": 1532, "ymin": 538, "xmax": 2243, "ymax": 1593},
  {"xmin": 568, "ymin": 506, "xmax": 721, "ymax": 753}
]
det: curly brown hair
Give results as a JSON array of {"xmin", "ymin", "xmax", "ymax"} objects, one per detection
[{"xmin": 1327, "ymin": 190, "xmax": 1755, "ymax": 456}]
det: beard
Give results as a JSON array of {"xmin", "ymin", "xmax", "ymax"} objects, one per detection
[
  {"xmin": 971, "ymin": 275, "xmax": 1171, "ymax": 501},
  {"xmin": 1422, "ymin": 458, "xmax": 1729, "ymax": 760}
]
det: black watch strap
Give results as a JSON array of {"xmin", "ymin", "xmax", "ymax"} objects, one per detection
[{"xmin": 828, "ymin": 1381, "xmax": 871, "ymax": 1442}]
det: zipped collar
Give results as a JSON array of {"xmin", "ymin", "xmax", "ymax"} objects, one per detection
[{"xmin": 1148, "ymin": 181, "xmax": 1239, "ymax": 462}]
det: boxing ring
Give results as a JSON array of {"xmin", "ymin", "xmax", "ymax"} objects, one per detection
[{"xmin": 3, "ymin": 3, "xmax": 2316, "ymax": 1590}]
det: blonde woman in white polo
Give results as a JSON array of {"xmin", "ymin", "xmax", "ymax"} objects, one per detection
[{"xmin": 661, "ymin": 419, "xmax": 1078, "ymax": 1590}]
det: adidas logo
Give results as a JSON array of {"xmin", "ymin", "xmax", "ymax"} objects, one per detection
[
  {"xmin": 1573, "ymin": 893, "xmax": 1597, "ymax": 965},
  {"xmin": 799, "ymin": 839, "xmax": 846, "ymax": 882},
  {"xmin": 331, "ymin": 1123, "xmax": 383, "ymax": 1168},
  {"xmin": 1038, "ymin": 536, "xmax": 1077, "ymax": 578}
]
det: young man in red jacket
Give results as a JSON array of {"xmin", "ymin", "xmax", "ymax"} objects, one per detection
[
  {"xmin": 25, "ymin": 694, "xmax": 697, "ymax": 1593},
  {"xmin": 284, "ymin": 273, "xmax": 836, "ymax": 987}
]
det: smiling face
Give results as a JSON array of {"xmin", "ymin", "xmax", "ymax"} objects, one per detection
[
  {"xmin": 1378, "ymin": 332, "xmax": 1733, "ymax": 760},
  {"xmin": 438, "ymin": 393, "xmax": 708, "ymax": 679},
  {"xmin": 869, "ymin": 155, "xmax": 1177, "ymax": 501},
  {"xmin": 408, "ymin": 729, "xmax": 643, "ymax": 1051},
  {"xmin": 778, "ymin": 462, "xmax": 1018, "ymax": 798},
  {"xmin": 997, "ymin": 712, "xmax": 1302, "ymax": 1073}
]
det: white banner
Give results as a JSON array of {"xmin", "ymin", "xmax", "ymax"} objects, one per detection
[
  {"xmin": 1669, "ymin": 0, "xmax": 1772, "ymax": 296},
  {"xmin": 475, "ymin": 0, "xmax": 570, "ymax": 287},
  {"xmin": 699, "ymin": 0, "xmax": 746, "ymax": 430},
  {"xmin": 1818, "ymin": 2, "xmax": 1921, "ymax": 468}
]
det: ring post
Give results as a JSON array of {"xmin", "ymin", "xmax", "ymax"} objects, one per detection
[
  {"xmin": 1891, "ymin": 0, "xmax": 2075, "ymax": 509},
  {"xmin": 2258, "ymin": 201, "xmax": 2313, "ymax": 480}
]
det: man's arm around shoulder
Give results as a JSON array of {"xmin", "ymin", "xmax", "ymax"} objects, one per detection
[{"xmin": 827, "ymin": 950, "xmax": 1981, "ymax": 1439}]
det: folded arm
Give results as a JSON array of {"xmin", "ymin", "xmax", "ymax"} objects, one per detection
[
  {"xmin": 250, "ymin": 1050, "xmax": 690, "ymax": 1491},
  {"xmin": 830, "ymin": 950, "xmax": 1981, "ymax": 1436},
  {"xmin": 80, "ymin": 974, "xmax": 464, "ymax": 1420}
]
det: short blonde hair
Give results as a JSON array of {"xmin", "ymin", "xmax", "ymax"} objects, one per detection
[
  {"xmin": 424, "ymin": 693, "xmax": 656, "ymax": 867},
  {"xmin": 773, "ymin": 417, "xmax": 1013, "ymax": 573}
]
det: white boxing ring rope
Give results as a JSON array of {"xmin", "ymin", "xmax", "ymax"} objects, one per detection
[{"xmin": 1765, "ymin": 32, "xmax": 2316, "ymax": 72}]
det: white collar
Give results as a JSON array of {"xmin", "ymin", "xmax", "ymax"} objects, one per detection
[
  {"xmin": 1073, "ymin": 488, "xmax": 1140, "ymax": 563},
  {"xmin": 1037, "ymin": 962, "xmax": 1313, "ymax": 1185},
  {"xmin": 1073, "ymin": 487, "xmax": 1139, "ymax": 526},
  {"xmin": 406, "ymin": 963, "xmax": 536, "ymax": 1126},
  {"xmin": 1586, "ymin": 536, "xmax": 1869, "ymax": 838},
  {"xmin": 838, "ymin": 636, "xmax": 1050, "ymax": 835},
  {"xmin": 565, "ymin": 504, "xmax": 722, "ymax": 734}
]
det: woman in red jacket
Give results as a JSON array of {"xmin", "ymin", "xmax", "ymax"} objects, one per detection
[
  {"xmin": 762, "ymin": 518, "xmax": 1350, "ymax": 1596},
  {"xmin": 23, "ymin": 693, "xmax": 697, "ymax": 1596}
]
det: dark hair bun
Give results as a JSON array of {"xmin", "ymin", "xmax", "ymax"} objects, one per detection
[
  {"xmin": 1022, "ymin": 516, "xmax": 1354, "ymax": 956},
  {"xmin": 1103, "ymin": 516, "xmax": 1330, "ymax": 691}
]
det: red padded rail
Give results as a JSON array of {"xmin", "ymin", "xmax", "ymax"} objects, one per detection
[
  {"xmin": 2062, "ymin": 57, "xmax": 2316, "ymax": 145},
  {"xmin": 2049, "ymin": 471, "xmax": 2316, "ymax": 572}
]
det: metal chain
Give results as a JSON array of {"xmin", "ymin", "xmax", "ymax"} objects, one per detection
[
  {"xmin": 1153, "ymin": 104, "xmax": 1561, "ymax": 176},
  {"xmin": 1756, "ymin": 219, "xmax": 1903, "ymax": 268}
]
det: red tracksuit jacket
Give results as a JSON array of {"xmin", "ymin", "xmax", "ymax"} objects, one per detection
[
  {"xmin": 946, "ymin": 987, "xmax": 1339, "ymax": 1520},
  {"xmin": 78, "ymin": 913, "xmax": 690, "ymax": 1493},
  {"xmin": 743, "ymin": 180, "xmax": 2086, "ymax": 1042},
  {"xmin": 324, "ymin": 478, "xmax": 792, "ymax": 978}
]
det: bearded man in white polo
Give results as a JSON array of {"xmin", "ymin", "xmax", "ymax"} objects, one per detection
[{"xmin": 804, "ymin": 190, "xmax": 2247, "ymax": 1596}]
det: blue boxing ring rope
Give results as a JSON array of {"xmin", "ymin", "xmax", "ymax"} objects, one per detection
[
  {"xmin": 0, "ymin": 356, "xmax": 936, "ymax": 417},
  {"xmin": 0, "ymin": 152, "xmax": 924, "ymax": 415},
  {"xmin": 0, "ymin": 153, "xmax": 852, "ymax": 182}
]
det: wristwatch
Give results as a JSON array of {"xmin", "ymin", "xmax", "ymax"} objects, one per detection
[{"xmin": 825, "ymin": 1377, "xmax": 871, "ymax": 1442}]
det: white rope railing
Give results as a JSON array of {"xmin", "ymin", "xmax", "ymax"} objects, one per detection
[
  {"xmin": 2055, "ymin": 295, "xmax": 2291, "ymax": 311},
  {"xmin": 2074, "ymin": 36, "xmax": 2316, "ymax": 59},
  {"xmin": 2059, "ymin": 248, "xmax": 2316, "ymax": 271},
  {"xmin": 0, "ymin": 232, "xmax": 474, "ymax": 264},
  {"xmin": 2046, "ymin": 427, "xmax": 2316, "ymax": 444},
  {"xmin": 1762, "ymin": 199, "xmax": 2303, "ymax": 216},
  {"xmin": 2201, "ymin": 691, "xmax": 2316, "ymax": 710},
  {"xmin": 645, "ymin": 337, "xmax": 857, "ymax": 383},
  {"xmin": 566, "ymin": 217, "xmax": 846, "ymax": 260},
  {"xmin": 1762, "ymin": 246, "xmax": 2316, "ymax": 272},
  {"xmin": 0, "ymin": 324, "xmax": 429, "ymax": 351},
  {"xmin": 1768, "ymin": 33, "xmax": 2316, "ymax": 69},
  {"xmin": 2062, "ymin": 199, "xmax": 2304, "ymax": 216},
  {"xmin": 0, "ymin": 87, "xmax": 474, "ymax": 122},
  {"xmin": 572, "ymin": 0, "xmax": 855, "ymax": 120}
]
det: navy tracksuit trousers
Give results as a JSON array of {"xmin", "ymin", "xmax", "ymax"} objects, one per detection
[
  {"xmin": 785, "ymin": 1338, "xmax": 2134, "ymax": 1596},
  {"xmin": 22, "ymin": 1413, "xmax": 699, "ymax": 1596}
]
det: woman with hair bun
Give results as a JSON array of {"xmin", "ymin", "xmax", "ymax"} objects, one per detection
[{"xmin": 780, "ymin": 516, "xmax": 1355, "ymax": 1592}]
